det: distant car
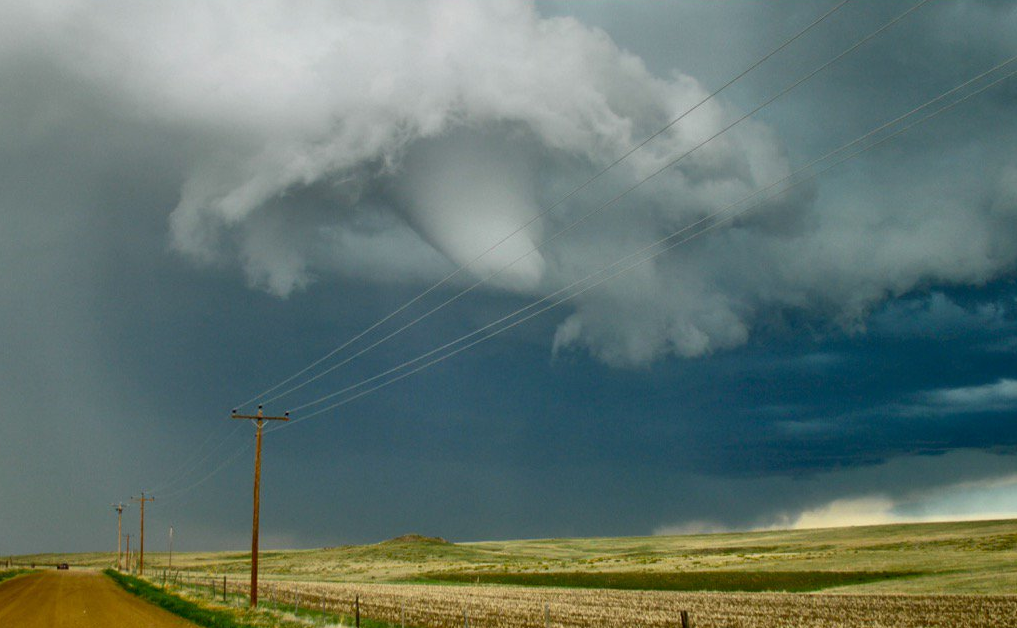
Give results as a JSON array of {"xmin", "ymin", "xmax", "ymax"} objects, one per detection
[{"xmin": 56, "ymin": 563, "xmax": 69, "ymax": 570}]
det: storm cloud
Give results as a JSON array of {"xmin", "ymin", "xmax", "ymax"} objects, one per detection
[
  {"xmin": 2, "ymin": 0, "xmax": 1017, "ymax": 554},
  {"xmin": 10, "ymin": 0, "xmax": 1015, "ymax": 367}
]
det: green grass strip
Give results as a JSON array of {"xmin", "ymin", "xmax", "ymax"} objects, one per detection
[
  {"xmin": 0, "ymin": 569, "xmax": 32, "ymax": 585},
  {"xmin": 107, "ymin": 570, "xmax": 411, "ymax": 628},
  {"xmin": 104, "ymin": 569, "xmax": 257, "ymax": 628},
  {"xmin": 419, "ymin": 569, "xmax": 920, "ymax": 592}
]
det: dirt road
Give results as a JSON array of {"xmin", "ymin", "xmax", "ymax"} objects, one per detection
[{"xmin": 0, "ymin": 569, "xmax": 198, "ymax": 627}]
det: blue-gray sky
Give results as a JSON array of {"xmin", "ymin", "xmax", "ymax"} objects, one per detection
[{"xmin": 2, "ymin": 0, "xmax": 1017, "ymax": 555}]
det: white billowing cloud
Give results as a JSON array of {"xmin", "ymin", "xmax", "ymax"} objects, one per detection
[
  {"xmin": 791, "ymin": 496, "xmax": 900, "ymax": 529},
  {"xmin": 651, "ymin": 451, "xmax": 1017, "ymax": 536},
  {"xmin": 789, "ymin": 474, "xmax": 1017, "ymax": 530},
  {"xmin": 8, "ymin": 1, "xmax": 1017, "ymax": 367},
  {"xmin": 921, "ymin": 378, "xmax": 1017, "ymax": 413},
  {"xmin": 653, "ymin": 520, "xmax": 733, "ymax": 536},
  {"xmin": 876, "ymin": 377, "xmax": 1017, "ymax": 418},
  {"xmin": 552, "ymin": 263, "xmax": 752, "ymax": 366},
  {"xmin": 11, "ymin": 0, "xmax": 745, "ymax": 296}
]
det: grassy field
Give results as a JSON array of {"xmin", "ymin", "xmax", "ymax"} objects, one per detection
[
  {"xmin": 419, "ymin": 569, "xmax": 919, "ymax": 592},
  {"xmin": 16, "ymin": 519, "xmax": 1017, "ymax": 594}
]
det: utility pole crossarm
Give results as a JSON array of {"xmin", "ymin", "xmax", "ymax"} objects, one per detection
[{"xmin": 230, "ymin": 413, "xmax": 290, "ymax": 422}]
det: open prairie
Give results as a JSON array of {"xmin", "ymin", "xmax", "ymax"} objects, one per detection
[
  {"xmin": 17, "ymin": 518, "xmax": 1017, "ymax": 594},
  {"xmin": 15, "ymin": 521, "xmax": 1017, "ymax": 627}
]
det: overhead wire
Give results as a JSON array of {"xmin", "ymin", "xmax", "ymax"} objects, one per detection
[
  {"xmin": 269, "ymin": 58, "xmax": 1017, "ymax": 431},
  {"xmin": 235, "ymin": 0, "xmax": 854, "ymax": 411},
  {"xmin": 157, "ymin": 438, "xmax": 254, "ymax": 501},
  {"xmin": 145, "ymin": 421, "xmax": 247, "ymax": 496},
  {"xmin": 258, "ymin": 0, "xmax": 932, "ymax": 410},
  {"xmin": 286, "ymin": 56, "xmax": 1009, "ymax": 414}
]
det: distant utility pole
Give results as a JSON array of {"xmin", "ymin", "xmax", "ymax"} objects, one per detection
[
  {"xmin": 132, "ymin": 492, "xmax": 155, "ymax": 576},
  {"xmin": 111, "ymin": 502, "xmax": 126, "ymax": 571},
  {"xmin": 169, "ymin": 526, "xmax": 174, "ymax": 570},
  {"xmin": 231, "ymin": 404, "xmax": 288, "ymax": 607},
  {"xmin": 124, "ymin": 534, "xmax": 131, "ymax": 573}
]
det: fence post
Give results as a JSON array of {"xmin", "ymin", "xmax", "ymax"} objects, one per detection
[
  {"xmin": 223, "ymin": 575, "xmax": 227, "ymax": 603},
  {"xmin": 545, "ymin": 603, "xmax": 550, "ymax": 628},
  {"xmin": 295, "ymin": 591, "xmax": 301, "ymax": 614},
  {"xmin": 680, "ymin": 610, "xmax": 691, "ymax": 628},
  {"xmin": 464, "ymin": 608, "xmax": 470, "ymax": 628},
  {"xmin": 211, "ymin": 578, "xmax": 215, "ymax": 598},
  {"xmin": 401, "ymin": 603, "xmax": 405, "ymax": 628},
  {"xmin": 355, "ymin": 595, "xmax": 360, "ymax": 628}
]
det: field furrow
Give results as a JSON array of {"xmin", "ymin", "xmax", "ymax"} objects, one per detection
[{"xmin": 229, "ymin": 580, "xmax": 1017, "ymax": 628}]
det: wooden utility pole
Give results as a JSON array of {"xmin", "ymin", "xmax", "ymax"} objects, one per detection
[
  {"xmin": 125, "ymin": 534, "xmax": 131, "ymax": 573},
  {"xmin": 132, "ymin": 492, "xmax": 155, "ymax": 576},
  {"xmin": 231, "ymin": 404, "xmax": 288, "ymax": 607},
  {"xmin": 111, "ymin": 502, "xmax": 126, "ymax": 570},
  {"xmin": 169, "ymin": 526, "xmax": 174, "ymax": 570}
]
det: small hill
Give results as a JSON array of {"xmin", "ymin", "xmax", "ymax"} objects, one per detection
[{"xmin": 380, "ymin": 534, "xmax": 450, "ymax": 545}]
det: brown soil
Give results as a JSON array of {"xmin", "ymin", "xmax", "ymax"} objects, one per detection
[{"xmin": 0, "ymin": 569, "xmax": 198, "ymax": 627}]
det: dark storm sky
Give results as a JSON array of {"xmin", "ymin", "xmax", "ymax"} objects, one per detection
[{"xmin": 2, "ymin": 0, "xmax": 1017, "ymax": 554}]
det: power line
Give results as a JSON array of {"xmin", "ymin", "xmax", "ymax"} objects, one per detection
[
  {"xmin": 145, "ymin": 421, "xmax": 247, "ymax": 496},
  {"xmin": 271, "ymin": 60, "xmax": 1016, "ymax": 430},
  {"xmin": 158, "ymin": 439, "xmax": 253, "ymax": 501},
  {"xmin": 234, "ymin": 0, "xmax": 853, "ymax": 411},
  {"xmin": 260, "ymin": 0, "xmax": 932, "ymax": 411},
  {"xmin": 158, "ymin": 440, "xmax": 254, "ymax": 522}
]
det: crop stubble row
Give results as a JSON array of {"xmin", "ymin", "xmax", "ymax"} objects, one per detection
[{"xmin": 230, "ymin": 580, "xmax": 1017, "ymax": 628}]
